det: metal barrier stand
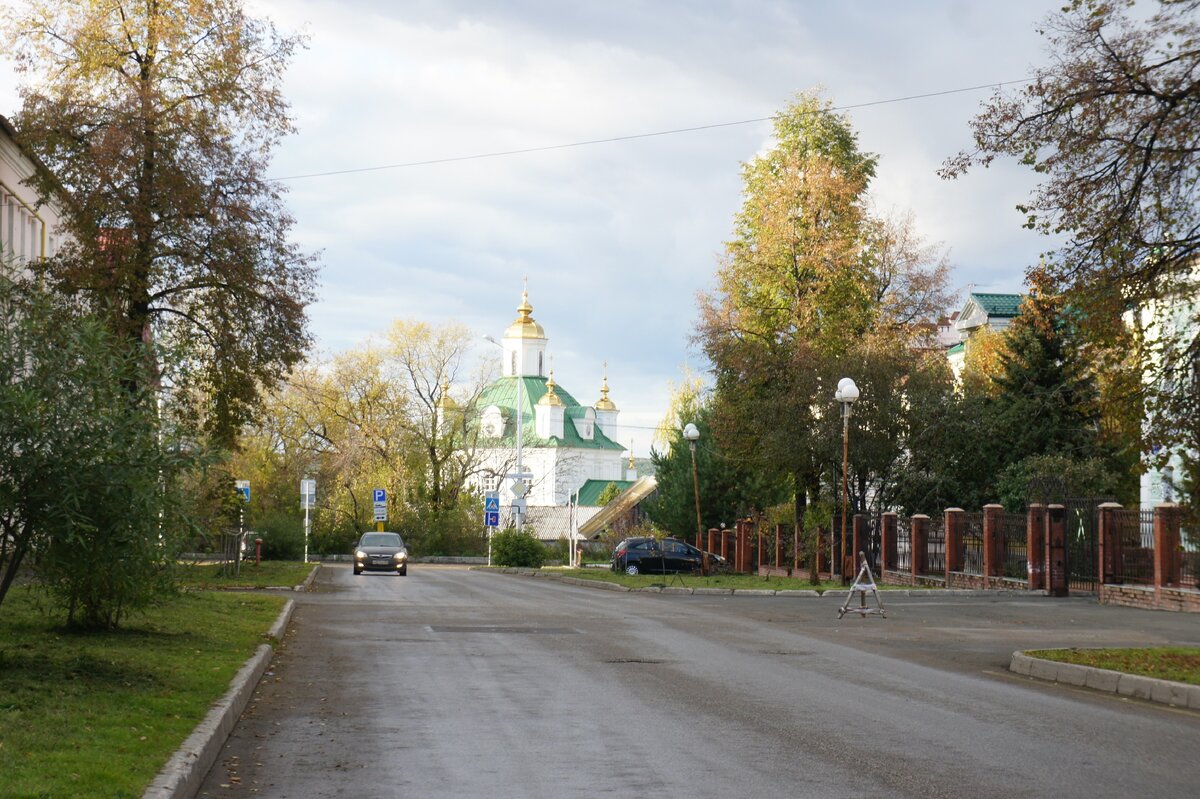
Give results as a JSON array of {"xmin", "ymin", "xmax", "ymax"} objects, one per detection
[{"xmin": 838, "ymin": 551, "xmax": 887, "ymax": 619}]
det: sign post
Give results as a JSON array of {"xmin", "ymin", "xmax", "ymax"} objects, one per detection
[
  {"xmin": 301, "ymin": 478, "xmax": 316, "ymax": 564},
  {"xmin": 373, "ymin": 488, "xmax": 387, "ymax": 532},
  {"xmin": 234, "ymin": 480, "xmax": 250, "ymax": 576},
  {"xmin": 506, "ymin": 472, "xmax": 533, "ymax": 532},
  {"xmin": 484, "ymin": 491, "xmax": 500, "ymax": 566}
]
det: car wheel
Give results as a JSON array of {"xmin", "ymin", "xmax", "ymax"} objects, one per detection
[
  {"xmin": 398, "ymin": 566, "xmax": 407, "ymax": 576},
  {"xmin": 353, "ymin": 566, "xmax": 363, "ymax": 575},
  {"xmin": 625, "ymin": 564, "xmax": 639, "ymax": 575}
]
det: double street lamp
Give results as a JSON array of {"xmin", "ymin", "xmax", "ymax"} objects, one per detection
[{"xmin": 834, "ymin": 377, "xmax": 860, "ymax": 579}]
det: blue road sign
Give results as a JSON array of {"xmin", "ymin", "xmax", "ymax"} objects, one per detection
[
  {"xmin": 373, "ymin": 488, "xmax": 386, "ymax": 503},
  {"xmin": 484, "ymin": 495, "xmax": 500, "ymax": 513},
  {"xmin": 485, "ymin": 510, "xmax": 500, "ymax": 527},
  {"xmin": 235, "ymin": 480, "xmax": 250, "ymax": 502}
]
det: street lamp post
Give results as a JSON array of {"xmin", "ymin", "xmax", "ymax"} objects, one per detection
[
  {"xmin": 683, "ymin": 423, "xmax": 702, "ymax": 550},
  {"xmin": 834, "ymin": 377, "xmax": 860, "ymax": 580}
]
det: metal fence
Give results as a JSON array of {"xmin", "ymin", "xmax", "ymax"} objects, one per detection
[
  {"xmin": 865, "ymin": 515, "xmax": 881, "ymax": 572},
  {"xmin": 1064, "ymin": 499, "xmax": 1107, "ymax": 592},
  {"xmin": 925, "ymin": 517, "xmax": 945, "ymax": 575},
  {"xmin": 1114, "ymin": 509, "xmax": 1156, "ymax": 585},
  {"xmin": 961, "ymin": 512, "xmax": 984, "ymax": 576},
  {"xmin": 1183, "ymin": 523, "xmax": 1199, "ymax": 589},
  {"xmin": 1000, "ymin": 511, "xmax": 1028, "ymax": 580},
  {"xmin": 896, "ymin": 516, "xmax": 911, "ymax": 572}
]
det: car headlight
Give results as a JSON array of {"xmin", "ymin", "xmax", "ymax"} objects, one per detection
[
  {"xmin": 394, "ymin": 551, "xmax": 407, "ymax": 561},
  {"xmin": 355, "ymin": 550, "xmax": 366, "ymax": 559}
]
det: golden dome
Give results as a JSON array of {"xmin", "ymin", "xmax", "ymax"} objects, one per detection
[
  {"xmin": 539, "ymin": 371, "xmax": 564, "ymax": 407},
  {"xmin": 503, "ymin": 288, "xmax": 546, "ymax": 340},
  {"xmin": 594, "ymin": 364, "xmax": 617, "ymax": 411},
  {"xmin": 437, "ymin": 381, "xmax": 456, "ymax": 409}
]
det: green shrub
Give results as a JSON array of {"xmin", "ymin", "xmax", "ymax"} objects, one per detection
[
  {"xmin": 254, "ymin": 511, "xmax": 306, "ymax": 560},
  {"xmin": 490, "ymin": 527, "xmax": 546, "ymax": 568}
]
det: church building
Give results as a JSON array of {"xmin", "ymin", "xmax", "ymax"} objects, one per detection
[{"xmin": 474, "ymin": 288, "xmax": 631, "ymax": 520}]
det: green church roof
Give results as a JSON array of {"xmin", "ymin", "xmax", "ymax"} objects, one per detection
[
  {"xmin": 577, "ymin": 479, "xmax": 635, "ymax": 506},
  {"xmin": 969, "ymin": 293, "xmax": 1025, "ymax": 318},
  {"xmin": 476, "ymin": 376, "xmax": 625, "ymax": 451}
]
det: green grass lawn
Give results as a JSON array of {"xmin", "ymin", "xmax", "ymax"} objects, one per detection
[
  {"xmin": 176, "ymin": 559, "xmax": 317, "ymax": 589},
  {"xmin": 1026, "ymin": 647, "xmax": 1200, "ymax": 685},
  {"xmin": 0, "ymin": 587, "xmax": 287, "ymax": 798},
  {"xmin": 547, "ymin": 567, "xmax": 913, "ymax": 592}
]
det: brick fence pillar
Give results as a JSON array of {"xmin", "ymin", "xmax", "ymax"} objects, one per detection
[
  {"xmin": 1097, "ymin": 502, "xmax": 1123, "ymax": 586},
  {"xmin": 707, "ymin": 528, "xmax": 717, "ymax": 556},
  {"xmin": 881, "ymin": 512, "xmax": 897, "ymax": 573},
  {"xmin": 720, "ymin": 528, "xmax": 729, "ymax": 561},
  {"xmin": 1154, "ymin": 503, "xmax": 1182, "ymax": 589},
  {"xmin": 1027, "ymin": 504, "xmax": 1046, "ymax": 590},
  {"xmin": 911, "ymin": 514, "xmax": 929, "ymax": 579},
  {"xmin": 982, "ymin": 504, "xmax": 1003, "ymax": 586},
  {"xmin": 1046, "ymin": 504, "xmax": 1068, "ymax": 597},
  {"xmin": 775, "ymin": 524, "xmax": 785, "ymax": 569},
  {"xmin": 944, "ymin": 508, "xmax": 964, "ymax": 578}
]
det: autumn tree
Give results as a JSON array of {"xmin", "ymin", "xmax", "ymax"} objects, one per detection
[
  {"xmin": 3, "ymin": 0, "xmax": 316, "ymax": 445},
  {"xmin": 863, "ymin": 208, "xmax": 955, "ymax": 335},
  {"xmin": 943, "ymin": 0, "xmax": 1200, "ymax": 493},
  {"xmin": 698, "ymin": 92, "xmax": 877, "ymax": 526},
  {"xmin": 236, "ymin": 320, "xmax": 492, "ymax": 555},
  {"xmin": 699, "ymin": 91, "xmax": 957, "ymax": 542}
]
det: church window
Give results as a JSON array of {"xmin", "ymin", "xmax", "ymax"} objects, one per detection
[
  {"xmin": 538, "ymin": 352, "xmax": 543, "ymax": 376},
  {"xmin": 510, "ymin": 351, "xmax": 516, "ymax": 376}
]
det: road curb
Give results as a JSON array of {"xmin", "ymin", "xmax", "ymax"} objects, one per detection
[
  {"xmin": 142, "ymin": 598, "xmax": 296, "ymax": 799},
  {"xmin": 491, "ymin": 568, "xmax": 1043, "ymax": 601},
  {"xmin": 296, "ymin": 563, "xmax": 321, "ymax": 592},
  {"xmin": 1009, "ymin": 650, "xmax": 1200, "ymax": 709}
]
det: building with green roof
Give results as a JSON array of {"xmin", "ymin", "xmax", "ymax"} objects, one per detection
[
  {"xmin": 947, "ymin": 291, "xmax": 1026, "ymax": 379},
  {"xmin": 474, "ymin": 288, "xmax": 633, "ymax": 521}
]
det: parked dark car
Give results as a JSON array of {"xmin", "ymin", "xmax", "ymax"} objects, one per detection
[
  {"xmin": 353, "ymin": 532, "xmax": 409, "ymax": 575},
  {"xmin": 610, "ymin": 536, "xmax": 722, "ymax": 575}
]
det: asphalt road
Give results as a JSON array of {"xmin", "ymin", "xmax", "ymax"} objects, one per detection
[{"xmin": 197, "ymin": 565, "xmax": 1200, "ymax": 799}]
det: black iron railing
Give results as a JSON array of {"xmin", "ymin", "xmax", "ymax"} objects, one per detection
[
  {"xmin": 961, "ymin": 512, "xmax": 983, "ymax": 576},
  {"xmin": 926, "ymin": 517, "xmax": 945, "ymax": 575},
  {"xmin": 1113, "ymin": 509, "xmax": 1156, "ymax": 586},
  {"xmin": 1182, "ymin": 523, "xmax": 1199, "ymax": 589},
  {"xmin": 1001, "ymin": 511, "xmax": 1028, "ymax": 580}
]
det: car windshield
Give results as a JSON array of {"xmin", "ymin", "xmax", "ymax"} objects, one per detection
[{"xmin": 361, "ymin": 533, "xmax": 403, "ymax": 548}]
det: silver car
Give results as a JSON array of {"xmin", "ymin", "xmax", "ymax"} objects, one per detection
[{"xmin": 353, "ymin": 532, "xmax": 409, "ymax": 575}]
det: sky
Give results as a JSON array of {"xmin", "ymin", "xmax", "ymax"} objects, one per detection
[{"xmin": 0, "ymin": 0, "xmax": 1066, "ymax": 459}]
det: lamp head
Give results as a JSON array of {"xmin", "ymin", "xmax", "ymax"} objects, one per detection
[
  {"xmin": 682, "ymin": 423, "xmax": 700, "ymax": 442},
  {"xmin": 836, "ymin": 377, "xmax": 859, "ymax": 403}
]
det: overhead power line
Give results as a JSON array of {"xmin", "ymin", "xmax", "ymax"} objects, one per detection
[{"xmin": 269, "ymin": 79, "xmax": 1029, "ymax": 182}]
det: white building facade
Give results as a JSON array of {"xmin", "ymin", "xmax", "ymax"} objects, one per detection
[{"xmin": 1, "ymin": 114, "xmax": 68, "ymax": 267}]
